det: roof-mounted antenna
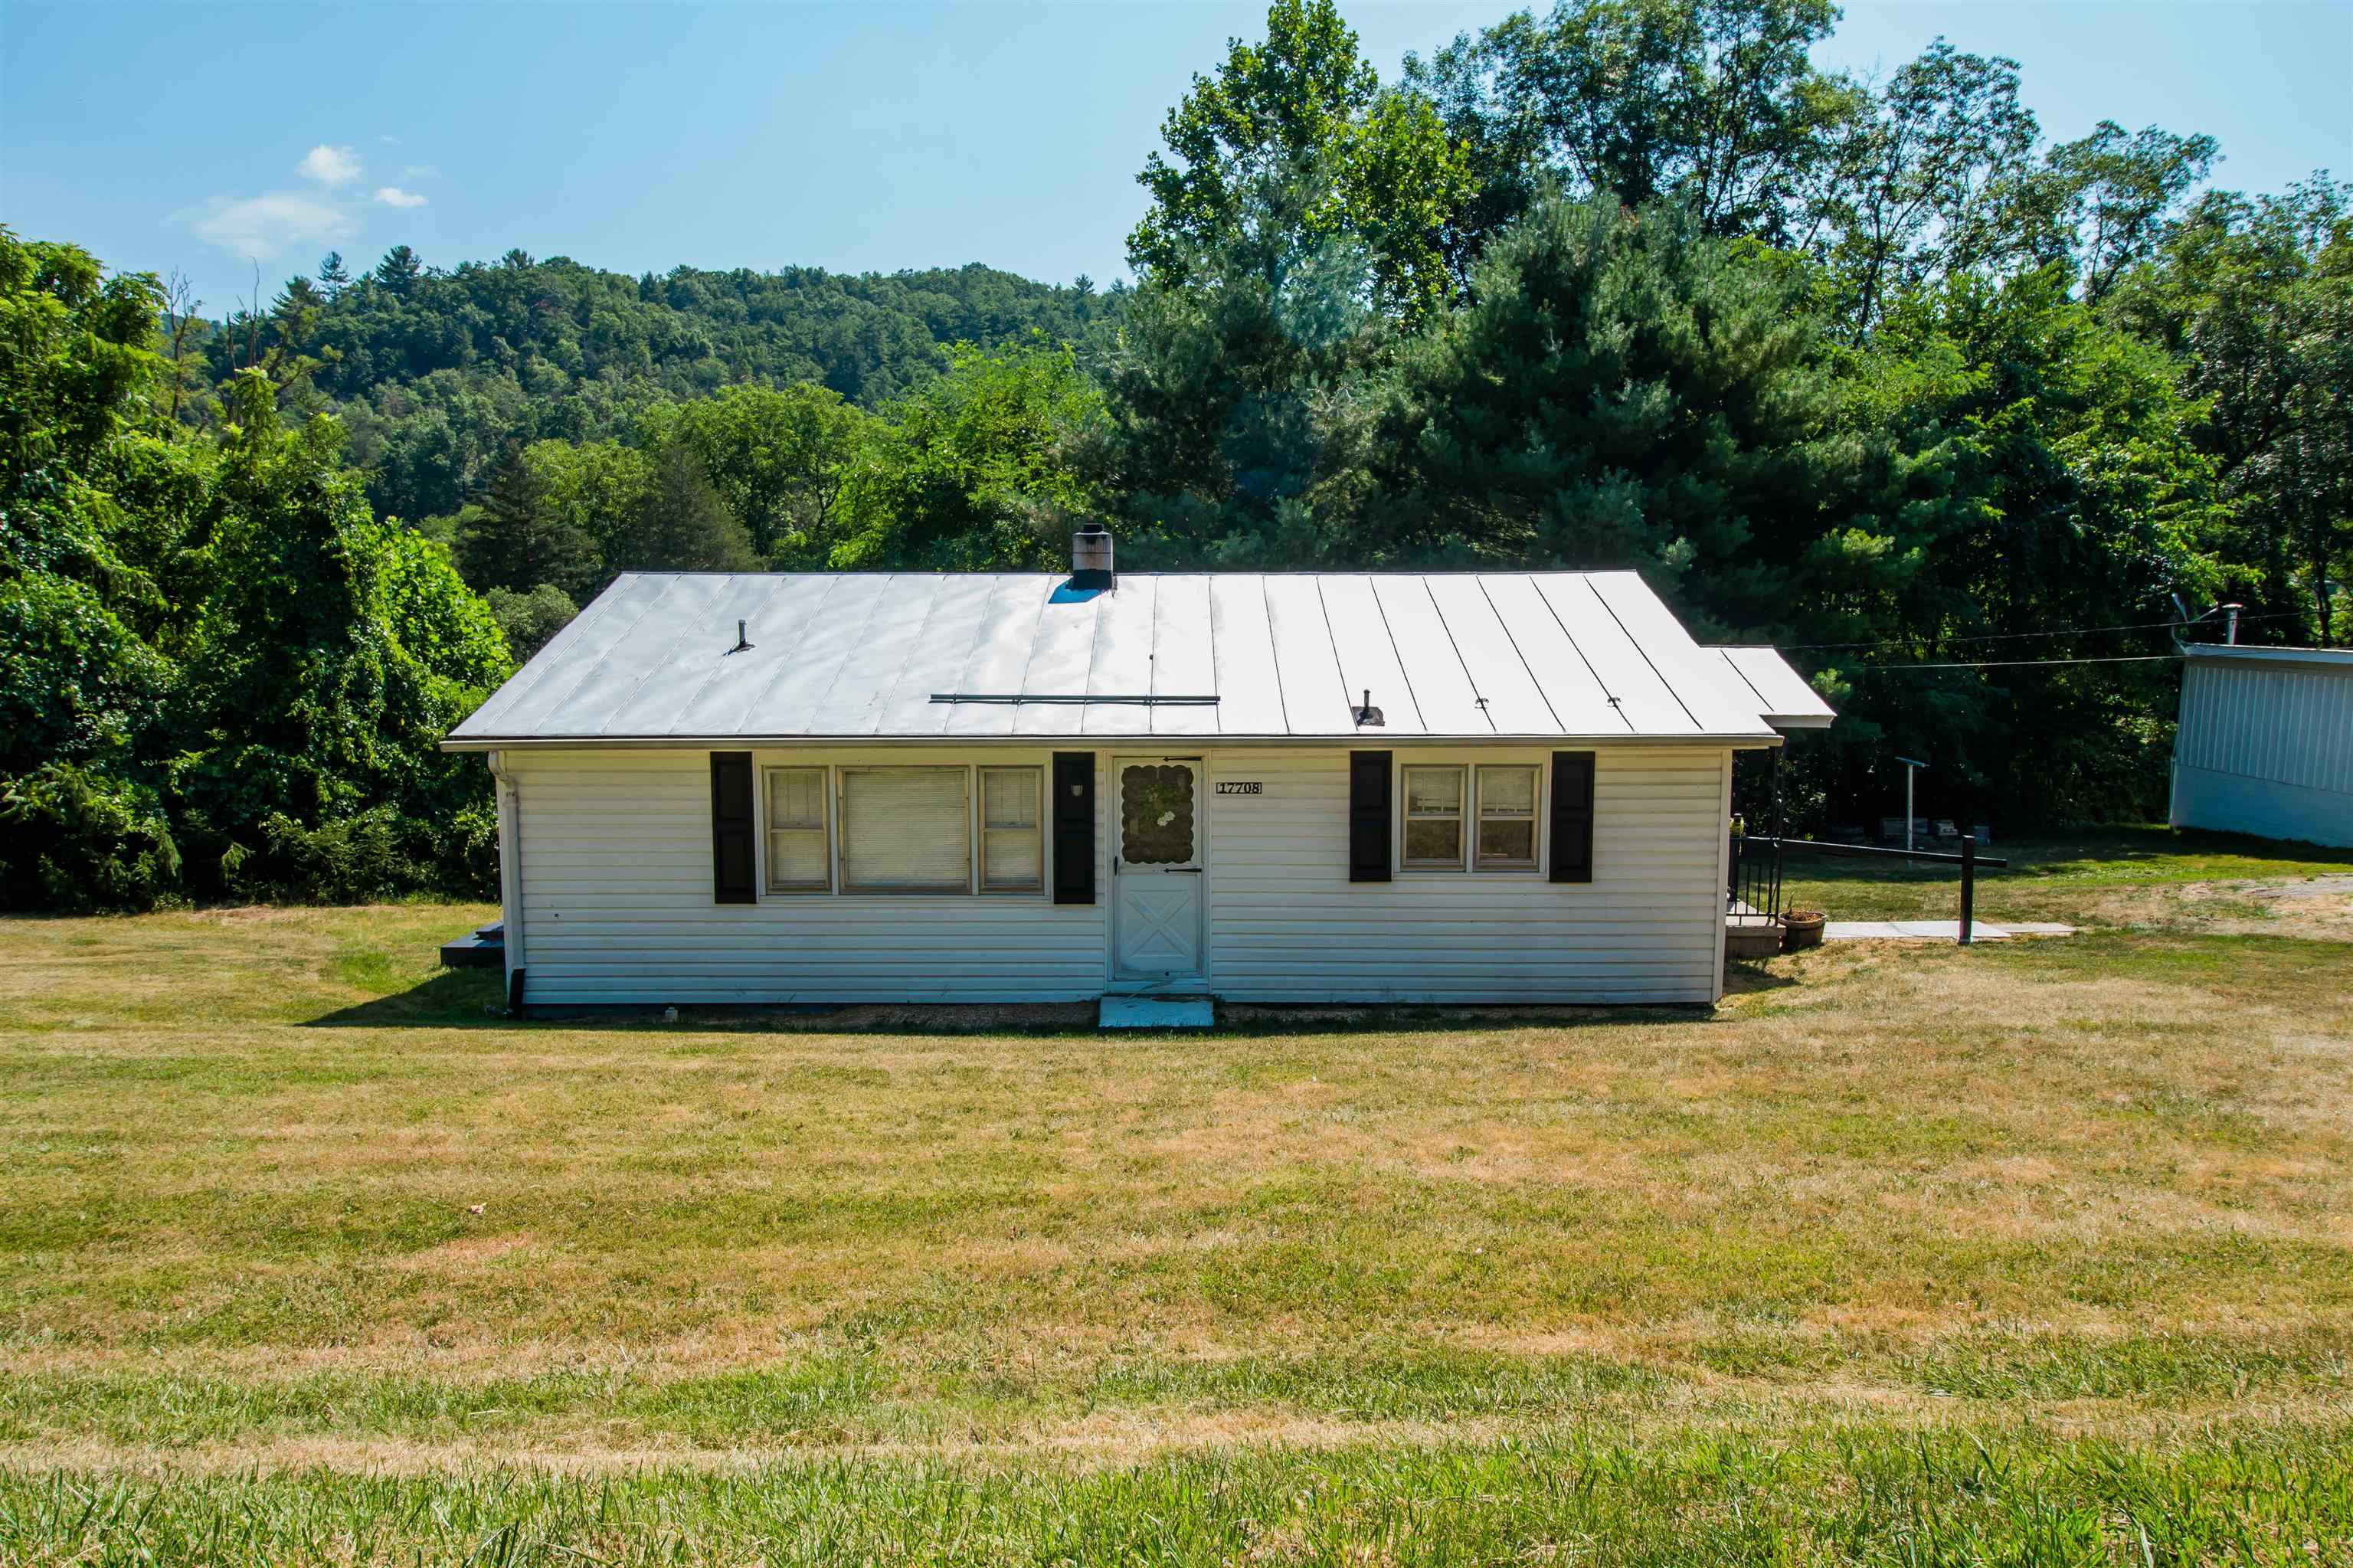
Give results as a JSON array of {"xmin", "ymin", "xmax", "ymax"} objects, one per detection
[
  {"xmin": 728, "ymin": 618, "xmax": 754, "ymax": 655},
  {"xmin": 1353, "ymin": 687, "xmax": 1385, "ymax": 727}
]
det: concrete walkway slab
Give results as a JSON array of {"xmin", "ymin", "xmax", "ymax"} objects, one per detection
[{"xmin": 1824, "ymin": 920, "xmax": 2075, "ymax": 942}]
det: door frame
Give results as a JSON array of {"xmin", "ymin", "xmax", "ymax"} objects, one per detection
[{"xmin": 1108, "ymin": 754, "xmax": 1208, "ymax": 987}]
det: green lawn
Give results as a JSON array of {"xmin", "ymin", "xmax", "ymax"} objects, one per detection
[
  {"xmin": 1779, "ymin": 822, "xmax": 2353, "ymax": 925},
  {"xmin": 2, "ymin": 839, "xmax": 2349, "ymax": 1565}
]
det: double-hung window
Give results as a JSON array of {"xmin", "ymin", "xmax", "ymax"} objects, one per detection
[
  {"xmin": 979, "ymin": 767, "xmax": 1044, "ymax": 892},
  {"xmin": 765, "ymin": 767, "xmax": 831, "ymax": 892},
  {"xmin": 839, "ymin": 768, "xmax": 970, "ymax": 892},
  {"xmin": 1402, "ymin": 766, "xmax": 1466, "ymax": 869},
  {"xmin": 1400, "ymin": 763, "xmax": 1541, "ymax": 872},
  {"xmin": 1475, "ymin": 765, "xmax": 1540, "ymax": 869}
]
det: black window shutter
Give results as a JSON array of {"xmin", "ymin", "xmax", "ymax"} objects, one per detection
[
  {"xmin": 710, "ymin": 751, "xmax": 757, "ymax": 905},
  {"xmin": 1550, "ymin": 751, "xmax": 1595, "ymax": 883},
  {"xmin": 1349, "ymin": 750, "xmax": 1392, "ymax": 882},
  {"xmin": 1052, "ymin": 751, "xmax": 1095, "ymax": 905}
]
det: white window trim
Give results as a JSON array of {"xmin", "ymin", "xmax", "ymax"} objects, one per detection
[
  {"xmin": 1390, "ymin": 755, "xmax": 1551, "ymax": 877},
  {"xmin": 744, "ymin": 754, "xmax": 1065, "ymax": 900},
  {"xmin": 1474, "ymin": 762, "xmax": 1543, "ymax": 872},
  {"xmin": 837, "ymin": 765, "xmax": 974, "ymax": 895},
  {"xmin": 763, "ymin": 764, "xmax": 833, "ymax": 894},
  {"xmin": 978, "ymin": 764, "xmax": 1046, "ymax": 895},
  {"xmin": 1400, "ymin": 764, "xmax": 1468, "ymax": 872}
]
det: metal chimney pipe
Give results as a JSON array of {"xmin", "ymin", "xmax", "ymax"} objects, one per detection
[{"xmin": 1071, "ymin": 524, "xmax": 1114, "ymax": 590}]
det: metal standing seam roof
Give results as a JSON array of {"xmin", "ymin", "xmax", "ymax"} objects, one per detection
[
  {"xmin": 443, "ymin": 571, "xmax": 1833, "ymax": 747},
  {"xmin": 1713, "ymin": 646, "xmax": 1838, "ymax": 730}
]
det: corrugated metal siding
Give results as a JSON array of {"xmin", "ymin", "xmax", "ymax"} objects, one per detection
[
  {"xmin": 2171, "ymin": 658, "xmax": 2353, "ymax": 846},
  {"xmin": 505, "ymin": 743, "xmax": 1735, "ymax": 1007},
  {"xmin": 1204, "ymin": 747, "xmax": 1729, "ymax": 1004},
  {"xmin": 509, "ymin": 748, "xmax": 1109, "ymax": 1005}
]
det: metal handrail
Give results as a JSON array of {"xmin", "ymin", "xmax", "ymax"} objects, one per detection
[
  {"xmin": 1737, "ymin": 834, "xmax": 2008, "ymax": 946},
  {"xmin": 1746, "ymin": 836, "xmax": 2008, "ymax": 869}
]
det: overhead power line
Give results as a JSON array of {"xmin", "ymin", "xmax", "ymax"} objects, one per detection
[
  {"xmin": 1852, "ymin": 654, "xmax": 2181, "ymax": 672},
  {"xmin": 1788, "ymin": 608, "xmax": 2304, "ymax": 652}
]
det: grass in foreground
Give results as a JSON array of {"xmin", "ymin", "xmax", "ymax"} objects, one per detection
[
  {"xmin": 8, "ymin": 1422, "xmax": 2350, "ymax": 1566},
  {"xmin": 1779, "ymin": 823, "xmax": 2353, "ymax": 928},
  {"xmin": 0, "ymin": 859, "xmax": 2348, "ymax": 1562}
]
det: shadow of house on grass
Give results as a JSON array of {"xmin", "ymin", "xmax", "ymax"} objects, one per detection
[
  {"xmin": 305, "ymin": 976, "xmax": 1720, "ymax": 1035},
  {"xmin": 306, "ymin": 965, "xmax": 507, "ymax": 1027}
]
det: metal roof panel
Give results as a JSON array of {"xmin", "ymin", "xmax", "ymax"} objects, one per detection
[
  {"xmin": 1150, "ymin": 574, "xmax": 1219, "ymax": 737},
  {"xmin": 1263, "ymin": 576, "xmax": 1356, "ymax": 735},
  {"xmin": 1083, "ymin": 573, "xmax": 1159, "ymax": 736},
  {"xmin": 1715, "ymin": 647, "xmax": 1836, "ymax": 729},
  {"xmin": 447, "ymin": 570, "xmax": 1795, "ymax": 745},
  {"xmin": 1208, "ymin": 576, "xmax": 1288, "ymax": 735},
  {"xmin": 1533, "ymin": 576, "xmax": 1698, "ymax": 735},
  {"xmin": 1320, "ymin": 575, "xmax": 1427, "ymax": 735},
  {"xmin": 1377, "ymin": 575, "xmax": 1491, "ymax": 735},
  {"xmin": 1589, "ymin": 572, "xmax": 1762, "ymax": 734}
]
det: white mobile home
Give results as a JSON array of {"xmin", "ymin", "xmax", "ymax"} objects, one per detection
[
  {"xmin": 2170, "ymin": 642, "xmax": 2353, "ymax": 848},
  {"xmin": 443, "ymin": 535, "xmax": 1832, "ymax": 1010}
]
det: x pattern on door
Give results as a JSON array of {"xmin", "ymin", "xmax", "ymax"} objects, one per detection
[{"xmin": 1119, "ymin": 881, "xmax": 1198, "ymax": 971}]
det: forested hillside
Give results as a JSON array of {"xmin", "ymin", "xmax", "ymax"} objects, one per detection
[
  {"xmin": 6, "ymin": 0, "xmax": 2348, "ymax": 910},
  {"xmin": 188, "ymin": 251, "xmax": 1118, "ymax": 523}
]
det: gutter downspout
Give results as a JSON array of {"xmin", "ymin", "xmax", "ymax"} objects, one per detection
[{"xmin": 489, "ymin": 750, "xmax": 525, "ymax": 1009}]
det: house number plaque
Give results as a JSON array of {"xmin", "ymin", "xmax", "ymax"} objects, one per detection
[{"xmin": 1215, "ymin": 781, "xmax": 1262, "ymax": 795}]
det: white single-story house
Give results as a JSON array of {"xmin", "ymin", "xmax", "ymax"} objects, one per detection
[
  {"xmin": 443, "ymin": 530, "xmax": 1834, "ymax": 1010},
  {"xmin": 2170, "ymin": 641, "xmax": 2353, "ymax": 848}
]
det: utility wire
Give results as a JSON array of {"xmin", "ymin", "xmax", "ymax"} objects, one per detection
[
  {"xmin": 1788, "ymin": 608, "xmax": 2304, "ymax": 652},
  {"xmin": 1852, "ymin": 654, "xmax": 2181, "ymax": 672}
]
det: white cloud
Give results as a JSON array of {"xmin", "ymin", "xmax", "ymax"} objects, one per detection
[
  {"xmin": 187, "ymin": 191, "xmax": 356, "ymax": 260},
  {"xmin": 373, "ymin": 186, "xmax": 428, "ymax": 209},
  {"xmin": 297, "ymin": 144, "xmax": 362, "ymax": 186}
]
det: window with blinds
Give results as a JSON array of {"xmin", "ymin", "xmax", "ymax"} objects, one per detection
[
  {"xmin": 765, "ymin": 766, "xmax": 831, "ymax": 892},
  {"xmin": 979, "ymin": 767, "xmax": 1043, "ymax": 892},
  {"xmin": 1475, "ymin": 764, "xmax": 1540, "ymax": 869},
  {"xmin": 839, "ymin": 768, "xmax": 970, "ymax": 892}
]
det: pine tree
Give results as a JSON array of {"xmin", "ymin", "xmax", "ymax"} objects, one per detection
[
  {"xmin": 611, "ymin": 446, "xmax": 760, "ymax": 574},
  {"xmin": 453, "ymin": 450, "xmax": 601, "ymax": 598},
  {"xmin": 372, "ymin": 245, "xmax": 423, "ymax": 295}
]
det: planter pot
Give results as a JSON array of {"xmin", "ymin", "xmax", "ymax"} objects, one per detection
[{"xmin": 1782, "ymin": 912, "xmax": 1826, "ymax": 952}]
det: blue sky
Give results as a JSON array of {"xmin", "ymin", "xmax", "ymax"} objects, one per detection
[{"xmin": 5, "ymin": 1, "xmax": 2348, "ymax": 316}]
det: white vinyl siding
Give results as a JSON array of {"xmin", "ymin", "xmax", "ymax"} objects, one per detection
[
  {"xmin": 507, "ymin": 748, "xmax": 1105, "ymax": 1005},
  {"xmin": 840, "ymin": 768, "xmax": 970, "ymax": 892},
  {"xmin": 1206, "ymin": 747, "xmax": 1730, "ymax": 1004},
  {"xmin": 764, "ymin": 767, "xmax": 830, "ymax": 892},
  {"xmin": 980, "ymin": 767, "xmax": 1043, "ymax": 892},
  {"xmin": 502, "ymin": 742, "xmax": 1736, "ymax": 1007}
]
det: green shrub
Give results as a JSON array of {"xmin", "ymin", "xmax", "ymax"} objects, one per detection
[{"xmin": 0, "ymin": 761, "xmax": 181, "ymax": 912}]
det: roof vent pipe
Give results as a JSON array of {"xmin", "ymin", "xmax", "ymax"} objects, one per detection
[{"xmin": 1071, "ymin": 523, "xmax": 1114, "ymax": 590}]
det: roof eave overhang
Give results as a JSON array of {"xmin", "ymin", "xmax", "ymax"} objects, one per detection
[
  {"xmin": 441, "ymin": 731, "xmax": 1782, "ymax": 752},
  {"xmin": 2181, "ymin": 643, "xmax": 2353, "ymax": 670}
]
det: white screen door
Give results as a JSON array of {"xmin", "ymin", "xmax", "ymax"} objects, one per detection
[{"xmin": 1111, "ymin": 758, "xmax": 1205, "ymax": 983}]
